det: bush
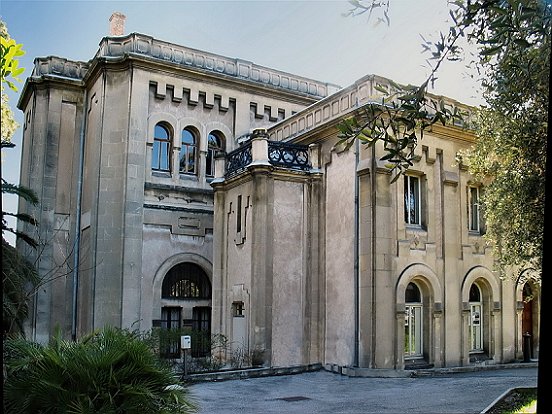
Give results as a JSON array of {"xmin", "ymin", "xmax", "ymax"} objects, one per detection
[{"xmin": 3, "ymin": 326, "xmax": 197, "ymax": 413}]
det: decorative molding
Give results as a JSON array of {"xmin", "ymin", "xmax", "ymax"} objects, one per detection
[
  {"xmin": 268, "ymin": 74, "xmax": 474, "ymax": 144},
  {"xmin": 95, "ymin": 33, "xmax": 337, "ymax": 99},
  {"xmin": 32, "ymin": 56, "xmax": 89, "ymax": 80}
]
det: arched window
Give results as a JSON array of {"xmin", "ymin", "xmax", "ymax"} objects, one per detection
[
  {"xmin": 206, "ymin": 131, "xmax": 224, "ymax": 177},
  {"xmin": 180, "ymin": 128, "xmax": 197, "ymax": 174},
  {"xmin": 161, "ymin": 262, "xmax": 211, "ymax": 299},
  {"xmin": 152, "ymin": 123, "xmax": 171, "ymax": 172},
  {"xmin": 469, "ymin": 283, "xmax": 483, "ymax": 351},
  {"xmin": 405, "ymin": 282, "xmax": 423, "ymax": 358}
]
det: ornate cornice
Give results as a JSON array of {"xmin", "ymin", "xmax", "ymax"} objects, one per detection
[
  {"xmin": 23, "ymin": 33, "xmax": 339, "ymax": 105},
  {"xmin": 268, "ymin": 73, "xmax": 476, "ymax": 144},
  {"xmin": 96, "ymin": 33, "xmax": 339, "ymax": 99},
  {"xmin": 31, "ymin": 56, "xmax": 90, "ymax": 80}
]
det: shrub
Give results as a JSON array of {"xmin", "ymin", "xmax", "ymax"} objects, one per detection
[{"xmin": 3, "ymin": 326, "xmax": 197, "ymax": 413}]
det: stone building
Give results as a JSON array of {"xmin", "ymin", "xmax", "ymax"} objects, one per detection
[{"xmin": 16, "ymin": 14, "xmax": 539, "ymax": 372}]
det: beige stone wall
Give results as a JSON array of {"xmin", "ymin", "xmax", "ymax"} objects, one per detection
[
  {"xmin": 17, "ymin": 80, "xmax": 84, "ymax": 342},
  {"xmin": 271, "ymin": 179, "xmax": 306, "ymax": 366},
  {"xmin": 323, "ymin": 146, "xmax": 357, "ymax": 366},
  {"xmin": 212, "ymin": 163, "xmax": 323, "ymax": 367}
]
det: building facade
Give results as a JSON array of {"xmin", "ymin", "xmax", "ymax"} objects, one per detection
[{"xmin": 16, "ymin": 21, "xmax": 540, "ymax": 372}]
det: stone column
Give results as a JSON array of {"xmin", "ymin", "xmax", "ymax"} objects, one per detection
[{"xmin": 249, "ymin": 128, "xmax": 271, "ymax": 167}]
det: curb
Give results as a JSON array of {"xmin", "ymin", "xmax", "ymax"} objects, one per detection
[{"xmin": 182, "ymin": 361, "xmax": 538, "ymax": 382}]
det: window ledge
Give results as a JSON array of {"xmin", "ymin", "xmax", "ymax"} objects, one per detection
[
  {"xmin": 405, "ymin": 225, "xmax": 427, "ymax": 234},
  {"xmin": 152, "ymin": 171, "xmax": 171, "ymax": 178},
  {"xmin": 179, "ymin": 173, "xmax": 199, "ymax": 181}
]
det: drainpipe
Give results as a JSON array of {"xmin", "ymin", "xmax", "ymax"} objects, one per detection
[
  {"xmin": 354, "ymin": 139, "xmax": 360, "ymax": 367},
  {"xmin": 71, "ymin": 89, "xmax": 88, "ymax": 341}
]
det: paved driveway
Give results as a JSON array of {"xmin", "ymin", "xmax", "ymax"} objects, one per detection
[{"xmin": 188, "ymin": 367, "xmax": 537, "ymax": 413}]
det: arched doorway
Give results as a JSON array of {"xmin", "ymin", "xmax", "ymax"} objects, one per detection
[
  {"xmin": 158, "ymin": 262, "xmax": 212, "ymax": 358},
  {"xmin": 522, "ymin": 283, "xmax": 534, "ymax": 360},
  {"xmin": 469, "ymin": 283, "xmax": 483, "ymax": 353},
  {"xmin": 405, "ymin": 282, "xmax": 423, "ymax": 360}
]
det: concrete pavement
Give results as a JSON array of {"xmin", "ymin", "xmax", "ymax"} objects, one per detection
[{"xmin": 187, "ymin": 365, "xmax": 538, "ymax": 413}]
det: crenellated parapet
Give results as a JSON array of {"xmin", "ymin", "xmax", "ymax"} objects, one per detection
[{"xmin": 95, "ymin": 33, "xmax": 339, "ymax": 99}]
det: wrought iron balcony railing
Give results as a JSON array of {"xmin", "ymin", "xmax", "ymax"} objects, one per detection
[
  {"xmin": 267, "ymin": 141, "xmax": 310, "ymax": 171},
  {"xmin": 225, "ymin": 143, "xmax": 252, "ymax": 178},
  {"xmin": 224, "ymin": 141, "xmax": 311, "ymax": 178}
]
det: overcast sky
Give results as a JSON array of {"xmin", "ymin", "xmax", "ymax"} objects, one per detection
[{"xmin": 1, "ymin": 0, "xmax": 483, "ymax": 245}]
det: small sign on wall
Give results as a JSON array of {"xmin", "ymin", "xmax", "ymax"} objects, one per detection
[{"xmin": 181, "ymin": 335, "xmax": 191, "ymax": 349}]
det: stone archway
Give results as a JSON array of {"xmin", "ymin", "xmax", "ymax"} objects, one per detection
[{"xmin": 395, "ymin": 263, "xmax": 443, "ymax": 369}]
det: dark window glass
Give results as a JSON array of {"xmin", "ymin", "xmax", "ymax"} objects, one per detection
[
  {"xmin": 160, "ymin": 306, "xmax": 181, "ymax": 358},
  {"xmin": 206, "ymin": 132, "xmax": 224, "ymax": 177},
  {"xmin": 469, "ymin": 284, "xmax": 481, "ymax": 302},
  {"xmin": 469, "ymin": 186, "xmax": 480, "ymax": 231},
  {"xmin": 161, "ymin": 263, "xmax": 211, "ymax": 299},
  {"xmin": 404, "ymin": 175, "xmax": 420, "ymax": 225},
  {"xmin": 180, "ymin": 128, "xmax": 197, "ymax": 174},
  {"xmin": 405, "ymin": 282, "xmax": 421, "ymax": 303}
]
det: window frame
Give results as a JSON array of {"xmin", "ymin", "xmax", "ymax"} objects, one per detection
[
  {"xmin": 404, "ymin": 175, "xmax": 422, "ymax": 226},
  {"xmin": 469, "ymin": 284, "xmax": 484, "ymax": 352},
  {"xmin": 468, "ymin": 185, "xmax": 481, "ymax": 233},
  {"xmin": 152, "ymin": 123, "xmax": 172, "ymax": 173},
  {"xmin": 179, "ymin": 127, "xmax": 197, "ymax": 175},
  {"xmin": 160, "ymin": 306, "xmax": 182, "ymax": 358},
  {"xmin": 404, "ymin": 282, "xmax": 423, "ymax": 358}
]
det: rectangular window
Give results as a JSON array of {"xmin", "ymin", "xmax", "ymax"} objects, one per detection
[
  {"xmin": 153, "ymin": 140, "xmax": 170, "ymax": 172},
  {"xmin": 232, "ymin": 301, "xmax": 245, "ymax": 317},
  {"xmin": 470, "ymin": 304, "xmax": 483, "ymax": 351},
  {"xmin": 160, "ymin": 307, "xmax": 181, "ymax": 358},
  {"xmin": 468, "ymin": 186, "xmax": 480, "ymax": 232},
  {"xmin": 236, "ymin": 195, "xmax": 242, "ymax": 234},
  {"xmin": 206, "ymin": 150, "xmax": 215, "ymax": 177},
  {"xmin": 404, "ymin": 175, "xmax": 421, "ymax": 225},
  {"xmin": 192, "ymin": 307, "xmax": 211, "ymax": 357},
  {"xmin": 404, "ymin": 305, "xmax": 423, "ymax": 357},
  {"xmin": 179, "ymin": 145, "xmax": 196, "ymax": 174}
]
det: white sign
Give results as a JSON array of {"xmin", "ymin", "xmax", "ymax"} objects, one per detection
[{"xmin": 181, "ymin": 335, "xmax": 191, "ymax": 349}]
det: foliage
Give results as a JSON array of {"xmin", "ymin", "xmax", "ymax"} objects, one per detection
[
  {"xmin": 341, "ymin": 0, "xmax": 550, "ymax": 274},
  {"xmin": 1, "ymin": 20, "xmax": 37, "ymax": 248},
  {"xmin": 1, "ymin": 19, "xmax": 24, "ymax": 143},
  {"xmin": 463, "ymin": 109, "xmax": 546, "ymax": 272},
  {"xmin": 149, "ymin": 328, "xmax": 229, "ymax": 373},
  {"xmin": 485, "ymin": 388, "xmax": 537, "ymax": 414},
  {"xmin": 459, "ymin": 0, "xmax": 549, "ymax": 274},
  {"xmin": 2, "ymin": 239, "xmax": 40, "ymax": 337},
  {"xmin": 229, "ymin": 344, "xmax": 265, "ymax": 369},
  {"xmin": 3, "ymin": 326, "xmax": 198, "ymax": 413},
  {"xmin": 1, "ymin": 165, "xmax": 39, "ymax": 249},
  {"xmin": 1, "ymin": 20, "xmax": 40, "ymax": 339}
]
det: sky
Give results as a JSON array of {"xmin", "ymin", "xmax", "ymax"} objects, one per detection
[{"xmin": 1, "ymin": 0, "xmax": 484, "ymax": 245}]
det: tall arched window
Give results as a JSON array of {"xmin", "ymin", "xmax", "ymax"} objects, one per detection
[
  {"xmin": 161, "ymin": 262, "xmax": 211, "ymax": 299},
  {"xmin": 206, "ymin": 131, "xmax": 224, "ymax": 177},
  {"xmin": 405, "ymin": 282, "xmax": 423, "ymax": 358},
  {"xmin": 469, "ymin": 283, "xmax": 483, "ymax": 351},
  {"xmin": 180, "ymin": 128, "xmax": 197, "ymax": 174},
  {"xmin": 152, "ymin": 123, "xmax": 171, "ymax": 172}
]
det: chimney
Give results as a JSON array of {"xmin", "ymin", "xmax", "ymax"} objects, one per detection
[{"xmin": 109, "ymin": 12, "xmax": 126, "ymax": 36}]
